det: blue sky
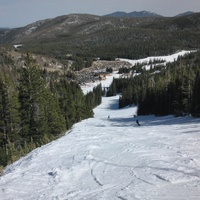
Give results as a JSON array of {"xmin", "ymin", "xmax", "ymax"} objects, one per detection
[{"xmin": 0, "ymin": 0, "xmax": 199, "ymax": 27}]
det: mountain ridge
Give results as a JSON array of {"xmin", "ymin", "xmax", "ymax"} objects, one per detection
[
  {"xmin": 0, "ymin": 12, "xmax": 200, "ymax": 60},
  {"xmin": 105, "ymin": 10, "xmax": 163, "ymax": 18},
  {"xmin": 1, "ymin": 12, "xmax": 200, "ymax": 44},
  {"xmin": 104, "ymin": 10, "xmax": 195, "ymax": 18},
  {"xmin": 175, "ymin": 11, "xmax": 195, "ymax": 17}
]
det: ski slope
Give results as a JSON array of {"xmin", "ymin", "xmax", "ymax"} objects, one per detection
[
  {"xmin": 0, "ymin": 95, "xmax": 200, "ymax": 200},
  {"xmin": 119, "ymin": 50, "xmax": 196, "ymax": 70},
  {"xmin": 119, "ymin": 50, "xmax": 196, "ymax": 66},
  {"xmin": 0, "ymin": 50, "xmax": 200, "ymax": 199}
]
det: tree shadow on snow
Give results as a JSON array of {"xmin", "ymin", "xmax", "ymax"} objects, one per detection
[
  {"xmin": 108, "ymin": 115, "xmax": 200, "ymax": 127},
  {"xmin": 106, "ymin": 98, "xmax": 119, "ymax": 110},
  {"xmin": 139, "ymin": 115, "xmax": 200, "ymax": 127}
]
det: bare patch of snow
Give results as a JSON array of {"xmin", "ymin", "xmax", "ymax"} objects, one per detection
[
  {"xmin": 13, "ymin": 44, "xmax": 22, "ymax": 49},
  {"xmin": 24, "ymin": 26, "xmax": 37, "ymax": 35}
]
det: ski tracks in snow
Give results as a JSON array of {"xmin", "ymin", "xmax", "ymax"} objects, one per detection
[{"xmin": 1, "ymin": 96, "xmax": 200, "ymax": 199}]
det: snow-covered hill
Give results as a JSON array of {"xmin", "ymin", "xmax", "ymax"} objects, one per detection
[{"xmin": 0, "ymin": 94, "xmax": 200, "ymax": 200}]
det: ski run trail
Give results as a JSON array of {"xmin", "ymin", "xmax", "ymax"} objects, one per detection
[{"xmin": 0, "ymin": 51, "xmax": 200, "ymax": 200}]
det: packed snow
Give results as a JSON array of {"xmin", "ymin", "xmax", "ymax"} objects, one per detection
[
  {"xmin": 81, "ymin": 72, "xmax": 119, "ymax": 95},
  {"xmin": 0, "ymin": 51, "xmax": 200, "ymax": 200},
  {"xmin": 0, "ymin": 95, "xmax": 200, "ymax": 199}
]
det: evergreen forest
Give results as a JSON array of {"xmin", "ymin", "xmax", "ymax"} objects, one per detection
[
  {"xmin": 107, "ymin": 51, "xmax": 200, "ymax": 117},
  {"xmin": 0, "ymin": 51, "xmax": 102, "ymax": 169}
]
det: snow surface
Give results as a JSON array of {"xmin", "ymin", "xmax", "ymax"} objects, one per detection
[
  {"xmin": 0, "ymin": 51, "xmax": 200, "ymax": 200},
  {"xmin": 0, "ymin": 95, "xmax": 200, "ymax": 200},
  {"xmin": 81, "ymin": 72, "xmax": 120, "ymax": 95}
]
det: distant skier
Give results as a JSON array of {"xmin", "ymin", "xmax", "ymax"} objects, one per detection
[
  {"xmin": 108, "ymin": 115, "xmax": 110, "ymax": 119},
  {"xmin": 136, "ymin": 119, "xmax": 140, "ymax": 126}
]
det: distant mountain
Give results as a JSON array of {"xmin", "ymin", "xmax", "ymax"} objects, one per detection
[
  {"xmin": 105, "ymin": 11, "xmax": 128, "ymax": 17},
  {"xmin": 105, "ymin": 10, "xmax": 163, "ymax": 18},
  {"xmin": 175, "ymin": 11, "xmax": 195, "ymax": 17},
  {"xmin": 1, "ymin": 12, "xmax": 200, "ymax": 60},
  {"xmin": 105, "ymin": 11, "xmax": 197, "ymax": 18}
]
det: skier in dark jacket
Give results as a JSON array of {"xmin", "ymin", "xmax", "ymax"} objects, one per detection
[{"xmin": 136, "ymin": 119, "xmax": 140, "ymax": 126}]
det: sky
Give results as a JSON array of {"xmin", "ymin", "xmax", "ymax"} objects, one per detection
[{"xmin": 0, "ymin": 0, "xmax": 200, "ymax": 28}]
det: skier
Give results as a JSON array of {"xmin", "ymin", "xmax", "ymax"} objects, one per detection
[{"xmin": 136, "ymin": 119, "xmax": 140, "ymax": 126}]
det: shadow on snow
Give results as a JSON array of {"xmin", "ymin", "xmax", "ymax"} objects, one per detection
[{"xmin": 108, "ymin": 113, "xmax": 200, "ymax": 127}]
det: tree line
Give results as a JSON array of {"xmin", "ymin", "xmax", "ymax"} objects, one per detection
[
  {"xmin": 0, "ymin": 53, "xmax": 102, "ymax": 168},
  {"xmin": 107, "ymin": 51, "xmax": 200, "ymax": 117}
]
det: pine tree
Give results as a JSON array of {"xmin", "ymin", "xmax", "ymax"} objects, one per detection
[
  {"xmin": 107, "ymin": 79, "xmax": 117, "ymax": 97},
  {"xmin": 0, "ymin": 79, "xmax": 10, "ymax": 166},
  {"xmin": 18, "ymin": 54, "xmax": 65, "ymax": 145},
  {"xmin": 0, "ymin": 78, "xmax": 20, "ymax": 166},
  {"xmin": 18, "ymin": 54, "xmax": 44, "ymax": 141},
  {"xmin": 191, "ymin": 72, "xmax": 200, "ymax": 116},
  {"xmin": 43, "ymin": 91, "xmax": 65, "ymax": 137}
]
